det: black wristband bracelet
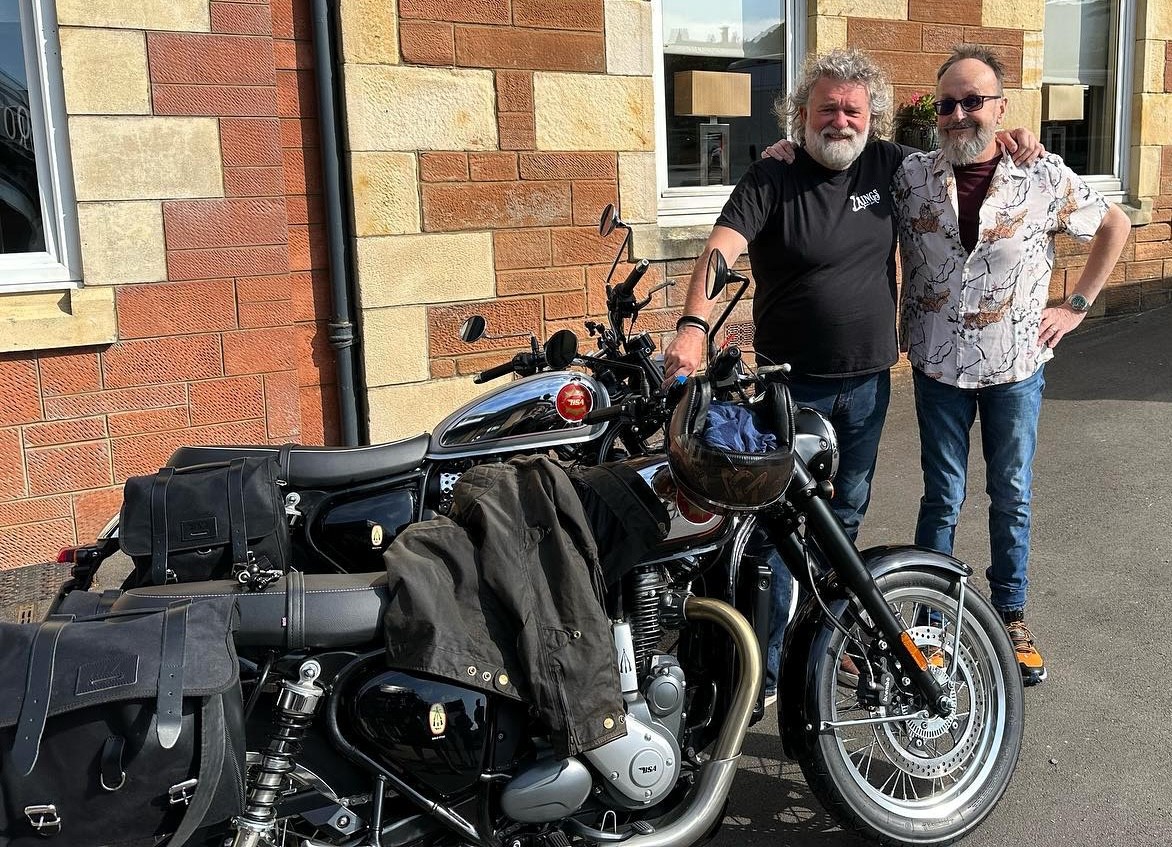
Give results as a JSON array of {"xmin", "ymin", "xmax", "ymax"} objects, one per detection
[{"xmin": 676, "ymin": 315, "xmax": 710, "ymax": 335}]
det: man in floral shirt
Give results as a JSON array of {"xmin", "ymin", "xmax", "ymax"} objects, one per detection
[{"xmin": 894, "ymin": 45, "xmax": 1130, "ymax": 684}]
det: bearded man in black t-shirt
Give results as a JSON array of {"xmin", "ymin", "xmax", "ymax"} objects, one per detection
[
  {"xmin": 662, "ymin": 47, "xmax": 1041, "ymax": 703},
  {"xmin": 664, "ymin": 48, "xmax": 912, "ymax": 541}
]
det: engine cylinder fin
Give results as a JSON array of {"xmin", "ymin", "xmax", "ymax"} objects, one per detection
[{"xmin": 627, "ymin": 566, "xmax": 666, "ymax": 675}]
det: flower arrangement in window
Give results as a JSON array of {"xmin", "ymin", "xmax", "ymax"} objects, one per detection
[{"xmin": 898, "ymin": 92, "xmax": 937, "ymax": 125}]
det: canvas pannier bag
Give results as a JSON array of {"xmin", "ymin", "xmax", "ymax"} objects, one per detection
[
  {"xmin": 119, "ymin": 455, "xmax": 291, "ymax": 587},
  {"xmin": 0, "ymin": 598, "xmax": 245, "ymax": 847}
]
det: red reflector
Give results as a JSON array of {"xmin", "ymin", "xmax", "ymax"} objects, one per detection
[
  {"xmin": 56, "ymin": 546, "xmax": 80, "ymax": 564},
  {"xmin": 555, "ymin": 383, "xmax": 593, "ymax": 422},
  {"xmin": 676, "ymin": 491, "xmax": 716, "ymax": 524}
]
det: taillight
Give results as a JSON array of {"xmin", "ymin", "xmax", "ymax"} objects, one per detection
[{"xmin": 56, "ymin": 546, "xmax": 80, "ymax": 563}]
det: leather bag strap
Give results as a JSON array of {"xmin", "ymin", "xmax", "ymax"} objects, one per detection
[
  {"xmin": 156, "ymin": 601, "xmax": 190, "ymax": 749},
  {"xmin": 165, "ymin": 695, "xmax": 228, "ymax": 847},
  {"xmin": 227, "ymin": 459, "xmax": 248, "ymax": 567},
  {"xmin": 276, "ymin": 443, "xmax": 295, "ymax": 486},
  {"xmin": 10, "ymin": 616, "xmax": 71, "ymax": 775},
  {"xmin": 151, "ymin": 467, "xmax": 175, "ymax": 585},
  {"xmin": 285, "ymin": 570, "xmax": 305, "ymax": 650}
]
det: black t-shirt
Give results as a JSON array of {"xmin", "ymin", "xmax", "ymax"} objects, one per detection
[{"xmin": 715, "ymin": 140, "xmax": 911, "ymax": 377}]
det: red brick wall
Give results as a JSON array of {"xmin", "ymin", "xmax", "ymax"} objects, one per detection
[
  {"xmin": 395, "ymin": 1, "xmax": 695, "ymax": 376},
  {"xmin": 0, "ymin": 0, "xmax": 337, "ymax": 584}
]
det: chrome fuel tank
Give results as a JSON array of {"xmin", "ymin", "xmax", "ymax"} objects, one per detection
[
  {"xmin": 427, "ymin": 372, "xmax": 611, "ymax": 459},
  {"xmin": 620, "ymin": 454, "xmax": 733, "ymax": 561}
]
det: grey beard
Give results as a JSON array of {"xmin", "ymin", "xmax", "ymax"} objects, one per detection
[
  {"xmin": 807, "ymin": 130, "xmax": 867, "ymax": 170},
  {"xmin": 940, "ymin": 123, "xmax": 998, "ymax": 165}
]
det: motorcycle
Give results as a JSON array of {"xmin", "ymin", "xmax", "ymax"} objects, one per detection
[
  {"xmin": 50, "ymin": 245, "xmax": 1024, "ymax": 847},
  {"xmin": 58, "ymin": 206, "xmax": 673, "ymax": 587}
]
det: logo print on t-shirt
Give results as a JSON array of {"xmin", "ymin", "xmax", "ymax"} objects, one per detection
[{"xmin": 850, "ymin": 189, "xmax": 881, "ymax": 212}]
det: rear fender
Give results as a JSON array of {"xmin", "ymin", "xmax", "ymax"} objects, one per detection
[{"xmin": 777, "ymin": 545, "xmax": 971, "ymax": 759}]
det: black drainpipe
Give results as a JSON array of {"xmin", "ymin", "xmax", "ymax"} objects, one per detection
[{"xmin": 310, "ymin": 0, "xmax": 362, "ymax": 446}]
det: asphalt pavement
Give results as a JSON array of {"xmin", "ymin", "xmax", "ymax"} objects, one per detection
[{"xmin": 713, "ymin": 304, "xmax": 1172, "ymax": 846}]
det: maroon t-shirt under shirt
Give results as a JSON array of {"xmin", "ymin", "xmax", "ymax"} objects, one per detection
[{"xmin": 953, "ymin": 157, "xmax": 1000, "ymax": 253}]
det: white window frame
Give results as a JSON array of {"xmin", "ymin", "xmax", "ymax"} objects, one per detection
[
  {"xmin": 651, "ymin": 0, "xmax": 805, "ymax": 227},
  {"xmin": 0, "ymin": 0, "xmax": 81, "ymax": 292},
  {"xmin": 1042, "ymin": 0, "xmax": 1134, "ymax": 202}
]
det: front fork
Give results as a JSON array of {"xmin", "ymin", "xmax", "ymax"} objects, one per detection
[{"xmin": 770, "ymin": 471, "xmax": 954, "ymax": 719}]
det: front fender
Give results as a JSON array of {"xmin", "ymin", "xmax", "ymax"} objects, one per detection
[{"xmin": 777, "ymin": 545, "xmax": 971, "ymax": 759}]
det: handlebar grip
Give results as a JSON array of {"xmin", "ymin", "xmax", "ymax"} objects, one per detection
[
  {"xmin": 613, "ymin": 258, "xmax": 650, "ymax": 298},
  {"xmin": 709, "ymin": 345, "xmax": 742, "ymax": 382},
  {"xmin": 473, "ymin": 358, "xmax": 516, "ymax": 384},
  {"xmin": 582, "ymin": 404, "xmax": 625, "ymax": 425}
]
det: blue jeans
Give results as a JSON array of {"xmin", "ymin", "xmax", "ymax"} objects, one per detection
[
  {"xmin": 787, "ymin": 371, "xmax": 891, "ymax": 540},
  {"xmin": 759, "ymin": 370, "xmax": 889, "ymax": 691},
  {"xmin": 912, "ymin": 366, "xmax": 1046, "ymax": 613},
  {"xmin": 748, "ymin": 537, "xmax": 794, "ymax": 694}
]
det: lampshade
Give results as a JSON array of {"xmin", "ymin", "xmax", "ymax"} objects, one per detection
[
  {"xmin": 674, "ymin": 71, "xmax": 751, "ymax": 118},
  {"xmin": 1041, "ymin": 84, "xmax": 1085, "ymax": 122}
]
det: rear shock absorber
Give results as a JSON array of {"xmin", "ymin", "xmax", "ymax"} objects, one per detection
[
  {"xmin": 627, "ymin": 566, "xmax": 666, "ymax": 674},
  {"xmin": 232, "ymin": 660, "xmax": 325, "ymax": 847}
]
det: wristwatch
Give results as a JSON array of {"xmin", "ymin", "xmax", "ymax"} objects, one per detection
[{"xmin": 1066, "ymin": 293, "xmax": 1091, "ymax": 312}]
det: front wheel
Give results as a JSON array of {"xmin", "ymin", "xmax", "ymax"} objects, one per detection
[{"xmin": 799, "ymin": 569, "xmax": 1023, "ymax": 846}]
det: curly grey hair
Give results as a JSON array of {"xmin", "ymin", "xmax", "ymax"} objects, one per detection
[{"xmin": 773, "ymin": 48, "xmax": 893, "ymax": 144}]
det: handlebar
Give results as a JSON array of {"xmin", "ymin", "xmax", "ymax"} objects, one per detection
[
  {"xmin": 474, "ymin": 358, "xmax": 519, "ymax": 384},
  {"xmin": 709, "ymin": 345, "xmax": 742, "ymax": 382},
  {"xmin": 613, "ymin": 258, "xmax": 650, "ymax": 299},
  {"xmin": 581, "ymin": 404, "xmax": 626, "ymax": 425}
]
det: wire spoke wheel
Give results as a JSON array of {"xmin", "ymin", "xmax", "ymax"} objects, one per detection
[{"xmin": 799, "ymin": 569, "xmax": 1024, "ymax": 847}]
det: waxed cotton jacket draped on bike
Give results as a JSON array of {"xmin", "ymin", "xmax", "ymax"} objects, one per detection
[{"xmin": 380, "ymin": 456, "xmax": 650, "ymax": 757}]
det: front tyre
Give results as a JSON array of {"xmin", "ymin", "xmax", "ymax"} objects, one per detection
[{"xmin": 800, "ymin": 570, "xmax": 1023, "ymax": 846}]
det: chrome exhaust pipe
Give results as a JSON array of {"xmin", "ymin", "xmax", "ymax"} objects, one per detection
[{"xmin": 615, "ymin": 595, "xmax": 760, "ymax": 847}]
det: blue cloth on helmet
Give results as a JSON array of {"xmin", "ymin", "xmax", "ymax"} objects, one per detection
[{"xmin": 701, "ymin": 401, "xmax": 777, "ymax": 453}]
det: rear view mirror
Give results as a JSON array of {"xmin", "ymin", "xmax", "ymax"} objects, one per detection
[
  {"xmin": 544, "ymin": 329, "xmax": 579, "ymax": 370},
  {"xmin": 459, "ymin": 315, "xmax": 487, "ymax": 343},
  {"xmin": 705, "ymin": 251, "xmax": 729, "ymax": 300},
  {"xmin": 598, "ymin": 204, "xmax": 619, "ymax": 237}
]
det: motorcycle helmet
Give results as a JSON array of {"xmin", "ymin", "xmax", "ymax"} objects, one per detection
[{"xmin": 667, "ymin": 376, "xmax": 796, "ymax": 513}]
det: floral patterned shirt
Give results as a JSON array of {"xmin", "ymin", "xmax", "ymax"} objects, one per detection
[{"xmin": 894, "ymin": 150, "xmax": 1109, "ymax": 388}]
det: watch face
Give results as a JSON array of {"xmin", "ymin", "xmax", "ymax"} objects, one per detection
[{"xmin": 1069, "ymin": 294, "xmax": 1090, "ymax": 312}]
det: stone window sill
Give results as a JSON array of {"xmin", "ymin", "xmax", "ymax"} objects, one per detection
[
  {"xmin": 628, "ymin": 223, "xmax": 711, "ymax": 262},
  {"xmin": 0, "ymin": 286, "xmax": 117, "ymax": 353}
]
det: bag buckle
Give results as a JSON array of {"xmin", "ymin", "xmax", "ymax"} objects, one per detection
[
  {"xmin": 168, "ymin": 778, "xmax": 199, "ymax": 806},
  {"xmin": 24, "ymin": 805, "xmax": 61, "ymax": 835}
]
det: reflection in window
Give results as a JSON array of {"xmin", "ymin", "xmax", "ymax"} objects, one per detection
[
  {"xmin": 1, "ymin": 0, "xmax": 44, "ymax": 254},
  {"xmin": 1041, "ymin": 0, "xmax": 1118, "ymax": 177},
  {"xmin": 662, "ymin": 1, "xmax": 784, "ymax": 189}
]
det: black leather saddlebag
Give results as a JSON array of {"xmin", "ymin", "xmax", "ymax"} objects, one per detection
[
  {"xmin": 119, "ymin": 455, "xmax": 291, "ymax": 587},
  {"xmin": 0, "ymin": 598, "xmax": 245, "ymax": 847}
]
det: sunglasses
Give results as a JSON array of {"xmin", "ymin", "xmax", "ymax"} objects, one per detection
[{"xmin": 933, "ymin": 94, "xmax": 1004, "ymax": 116}]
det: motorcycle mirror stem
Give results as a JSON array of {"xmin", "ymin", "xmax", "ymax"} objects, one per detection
[{"xmin": 703, "ymin": 250, "xmax": 750, "ymax": 361}]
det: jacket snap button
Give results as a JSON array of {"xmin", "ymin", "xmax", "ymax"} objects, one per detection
[
  {"xmin": 481, "ymin": 671, "xmax": 492, "ymax": 682},
  {"xmin": 497, "ymin": 673, "xmax": 509, "ymax": 687},
  {"xmin": 572, "ymin": 630, "xmax": 581, "ymax": 639},
  {"xmin": 603, "ymin": 717, "xmax": 615, "ymax": 730},
  {"xmin": 467, "ymin": 666, "xmax": 477, "ymax": 676}
]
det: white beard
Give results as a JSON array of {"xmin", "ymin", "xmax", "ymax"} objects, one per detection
[
  {"xmin": 940, "ymin": 121, "xmax": 998, "ymax": 165},
  {"xmin": 806, "ymin": 124, "xmax": 868, "ymax": 170}
]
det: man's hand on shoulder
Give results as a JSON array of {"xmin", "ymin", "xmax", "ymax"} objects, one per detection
[
  {"xmin": 996, "ymin": 127, "xmax": 1046, "ymax": 167},
  {"xmin": 761, "ymin": 138, "xmax": 797, "ymax": 164}
]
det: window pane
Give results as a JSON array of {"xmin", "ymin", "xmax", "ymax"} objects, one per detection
[
  {"xmin": 662, "ymin": 0, "xmax": 784, "ymax": 189},
  {"xmin": 1041, "ymin": 0, "xmax": 1117, "ymax": 176},
  {"xmin": 0, "ymin": 0, "xmax": 45, "ymax": 254}
]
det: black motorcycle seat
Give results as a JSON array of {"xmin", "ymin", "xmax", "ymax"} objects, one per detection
[
  {"xmin": 109, "ymin": 572, "xmax": 389, "ymax": 650},
  {"xmin": 166, "ymin": 434, "xmax": 431, "ymax": 488}
]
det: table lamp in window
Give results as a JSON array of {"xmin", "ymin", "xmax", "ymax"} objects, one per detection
[{"xmin": 673, "ymin": 70, "xmax": 751, "ymax": 187}]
